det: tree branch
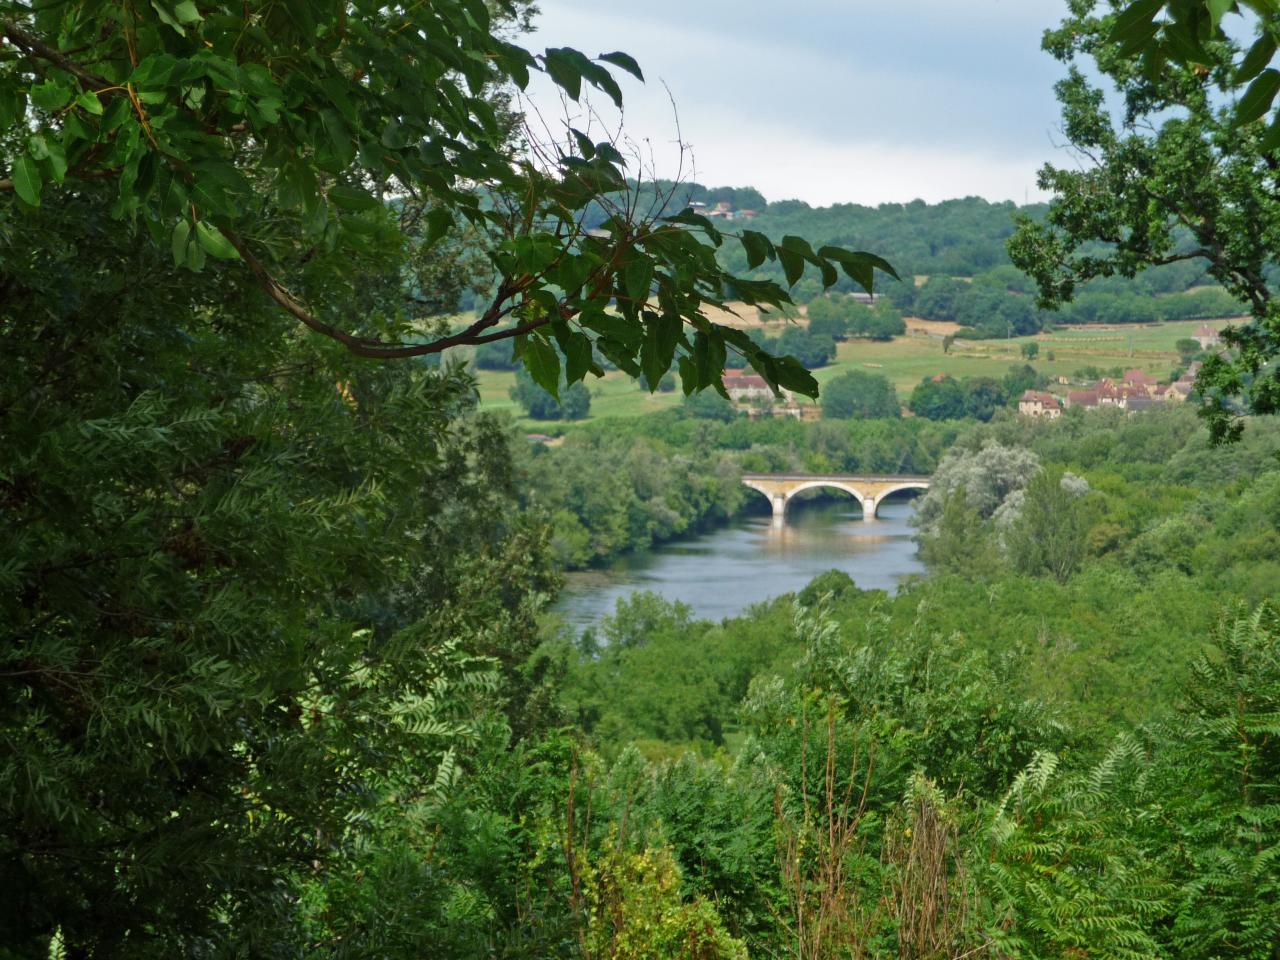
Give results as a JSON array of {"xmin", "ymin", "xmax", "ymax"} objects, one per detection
[
  {"xmin": 1, "ymin": 18, "xmax": 111, "ymax": 89},
  {"xmin": 225, "ymin": 231, "xmax": 551, "ymax": 359}
]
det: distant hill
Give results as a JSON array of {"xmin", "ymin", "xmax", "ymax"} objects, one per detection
[{"xmin": 606, "ymin": 186, "xmax": 1244, "ymax": 338}]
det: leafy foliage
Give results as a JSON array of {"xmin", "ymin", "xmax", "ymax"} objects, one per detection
[
  {"xmin": 1009, "ymin": 0, "xmax": 1277, "ymax": 440},
  {"xmin": 820, "ymin": 371, "xmax": 902, "ymax": 420}
]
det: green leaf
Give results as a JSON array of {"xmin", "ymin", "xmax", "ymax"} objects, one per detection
[
  {"xmin": 186, "ymin": 236, "xmax": 207, "ymax": 271},
  {"xmin": 639, "ymin": 312, "xmax": 681, "ymax": 390},
  {"xmin": 770, "ymin": 356, "xmax": 819, "ymax": 398},
  {"xmin": 599, "ymin": 51, "xmax": 644, "ymax": 82},
  {"xmin": 818, "ymin": 247, "xmax": 899, "ymax": 292},
  {"xmin": 151, "ymin": 0, "xmax": 187, "ymax": 35},
  {"xmin": 63, "ymin": 111, "xmax": 95, "ymax": 142},
  {"xmin": 194, "ymin": 221, "xmax": 240, "ymax": 260},
  {"xmin": 0, "ymin": 89, "xmax": 24, "ymax": 128},
  {"xmin": 1207, "ymin": 0, "xmax": 1235, "ymax": 26},
  {"xmin": 171, "ymin": 220, "xmax": 191, "ymax": 267},
  {"xmin": 1260, "ymin": 110, "xmax": 1280, "ymax": 151},
  {"xmin": 777, "ymin": 247, "xmax": 805, "ymax": 287},
  {"xmin": 29, "ymin": 80, "xmax": 72, "ymax": 112},
  {"xmin": 622, "ymin": 259, "xmax": 654, "ymax": 304},
  {"xmin": 521, "ymin": 336, "xmax": 561, "ymax": 398},
  {"xmin": 75, "ymin": 92, "xmax": 104, "ymax": 116},
  {"xmin": 555, "ymin": 328, "xmax": 594, "ymax": 384},
  {"xmin": 329, "ymin": 184, "xmax": 381, "ymax": 211},
  {"xmin": 1109, "ymin": 0, "xmax": 1165, "ymax": 45},
  {"xmin": 677, "ymin": 355, "xmax": 698, "ymax": 395},
  {"xmin": 11, "ymin": 155, "xmax": 41, "ymax": 206},
  {"xmin": 425, "ymin": 208, "xmax": 454, "ymax": 247},
  {"xmin": 543, "ymin": 47, "xmax": 584, "ymax": 101},
  {"xmin": 692, "ymin": 331, "xmax": 714, "ymax": 388},
  {"xmin": 1236, "ymin": 68, "xmax": 1280, "ymax": 125},
  {"xmin": 580, "ymin": 309, "xmax": 642, "ymax": 346},
  {"xmin": 782, "ymin": 235, "xmax": 836, "ymax": 287},
  {"xmin": 1237, "ymin": 33, "xmax": 1277, "ymax": 84},
  {"xmin": 173, "ymin": 0, "xmax": 202, "ymax": 23},
  {"xmin": 740, "ymin": 230, "xmax": 774, "ymax": 270},
  {"xmin": 581, "ymin": 61, "xmax": 623, "ymax": 108},
  {"xmin": 570, "ymin": 128, "xmax": 596, "ymax": 160},
  {"xmin": 32, "ymin": 135, "xmax": 67, "ymax": 183}
]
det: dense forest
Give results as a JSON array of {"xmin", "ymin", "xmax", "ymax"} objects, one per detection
[
  {"xmin": 556, "ymin": 186, "xmax": 1254, "ymax": 340},
  {"xmin": 745, "ymin": 194, "xmax": 1245, "ymax": 336},
  {"xmin": 7, "ymin": 0, "xmax": 1280, "ymax": 957}
]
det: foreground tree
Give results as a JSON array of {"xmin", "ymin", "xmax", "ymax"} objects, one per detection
[
  {"xmin": 0, "ymin": 0, "xmax": 895, "ymax": 402},
  {"xmin": 1009, "ymin": 0, "xmax": 1272, "ymax": 440},
  {"xmin": 0, "ymin": 190, "xmax": 567, "ymax": 956}
]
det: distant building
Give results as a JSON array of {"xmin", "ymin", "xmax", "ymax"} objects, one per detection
[
  {"xmin": 706, "ymin": 201, "xmax": 734, "ymax": 219},
  {"xmin": 724, "ymin": 370, "xmax": 790, "ymax": 404},
  {"xmin": 1068, "ymin": 390, "xmax": 1100, "ymax": 410},
  {"xmin": 1019, "ymin": 390, "xmax": 1063, "ymax": 419},
  {"xmin": 1194, "ymin": 324, "xmax": 1221, "ymax": 350},
  {"xmin": 1122, "ymin": 369, "xmax": 1160, "ymax": 395},
  {"xmin": 1095, "ymin": 379, "xmax": 1148, "ymax": 407},
  {"xmin": 1125, "ymin": 395, "xmax": 1157, "ymax": 414}
]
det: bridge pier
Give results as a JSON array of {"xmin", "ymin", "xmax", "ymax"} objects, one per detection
[
  {"xmin": 771, "ymin": 495, "xmax": 786, "ymax": 529},
  {"xmin": 862, "ymin": 497, "xmax": 877, "ymax": 521}
]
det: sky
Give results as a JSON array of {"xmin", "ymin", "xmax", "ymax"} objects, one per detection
[{"xmin": 527, "ymin": 0, "xmax": 1077, "ymax": 208}]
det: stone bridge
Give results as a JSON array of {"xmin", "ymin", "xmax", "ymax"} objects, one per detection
[{"xmin": 741, "ymin": 473, "xmax": 930, "ymax": 526}]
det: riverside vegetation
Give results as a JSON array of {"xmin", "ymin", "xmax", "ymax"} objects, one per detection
[{"xmin": 5, "ymin": 0, "xmax": 1280, "ymax": 958}]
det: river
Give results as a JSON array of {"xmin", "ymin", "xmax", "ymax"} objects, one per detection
[{"xmin": 554, "ymin": 496, "xmax": 925, "ymax": 628}]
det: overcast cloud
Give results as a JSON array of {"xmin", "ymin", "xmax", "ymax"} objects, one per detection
[{"xmin": 528, "ymin": 0, "xmax": 1075, "ymax": 206}]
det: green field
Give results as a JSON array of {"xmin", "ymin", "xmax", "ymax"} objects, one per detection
[{"xmin": 472, "ymin": 316, "xmax": 1238, "ymax": 428}]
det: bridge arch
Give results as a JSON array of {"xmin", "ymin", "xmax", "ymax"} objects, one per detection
[
  {"xmin": 742, "ymin": 478, "xmax": 876, "ymax": 525},
  {"xmin": 868, "ymin": 481, "xmax": 930, "ymax": 518},
  {"xmin": 740, "ymin": 473, "xmax": 931, "ymax": 526}
]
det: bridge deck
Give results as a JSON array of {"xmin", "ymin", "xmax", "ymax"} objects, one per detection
[{"xmin": 741, "ymin": 473, "xmax": 930, "ymax": 482}]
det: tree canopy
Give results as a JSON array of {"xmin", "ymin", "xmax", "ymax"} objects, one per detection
[
  {"xmin": 0, "ymin": 0, "xmax": 896, "ymax": 401},
  {"xmin": 1009, "ymin": 0, "xmax": 1280, "ymax": 440}
]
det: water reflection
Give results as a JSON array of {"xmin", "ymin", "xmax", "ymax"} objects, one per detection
[{"xmin": 554, "ymin": 495, "xmax": 924, "ymax": 628}]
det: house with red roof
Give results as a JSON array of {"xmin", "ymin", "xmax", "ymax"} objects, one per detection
[
  {"xmin": 1019, "ymin": 390, "xmax": 1063, "ymax": 419},
  {"xmin": 1068, "ymin": 390, "xmax": 1100, "ymax": 410}
]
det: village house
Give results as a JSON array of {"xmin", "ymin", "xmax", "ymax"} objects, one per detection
[
  {"xmin": 1091, "ymin": 379, "xmax": 1149, "ymax": 408},
  {"xmin": 724, "ymin": 371, "xmax": 772, "ymax": 402},
  {"xmin": 1019, "ymin": 390, "xmax": 1063, "ymax": 419},
  {"xmin": 1121, "ymin": 369, "xmax": 1161, "ymax": 396},
  {"xmin": 724, "ymin": 371, "xmax": 794, "ymax": 405},
  {"xmin": 1068, "ymin": 389, "xmax": 1100, "ymax": 410},
  {"xmin": 1194, "ymin": 324, "xmax": 1221, "ymax": 350}
]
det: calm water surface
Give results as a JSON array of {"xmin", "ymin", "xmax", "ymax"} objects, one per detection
[{"xmin": 555, "ymin": 497, "xmax": 924, "ymax": 628}]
